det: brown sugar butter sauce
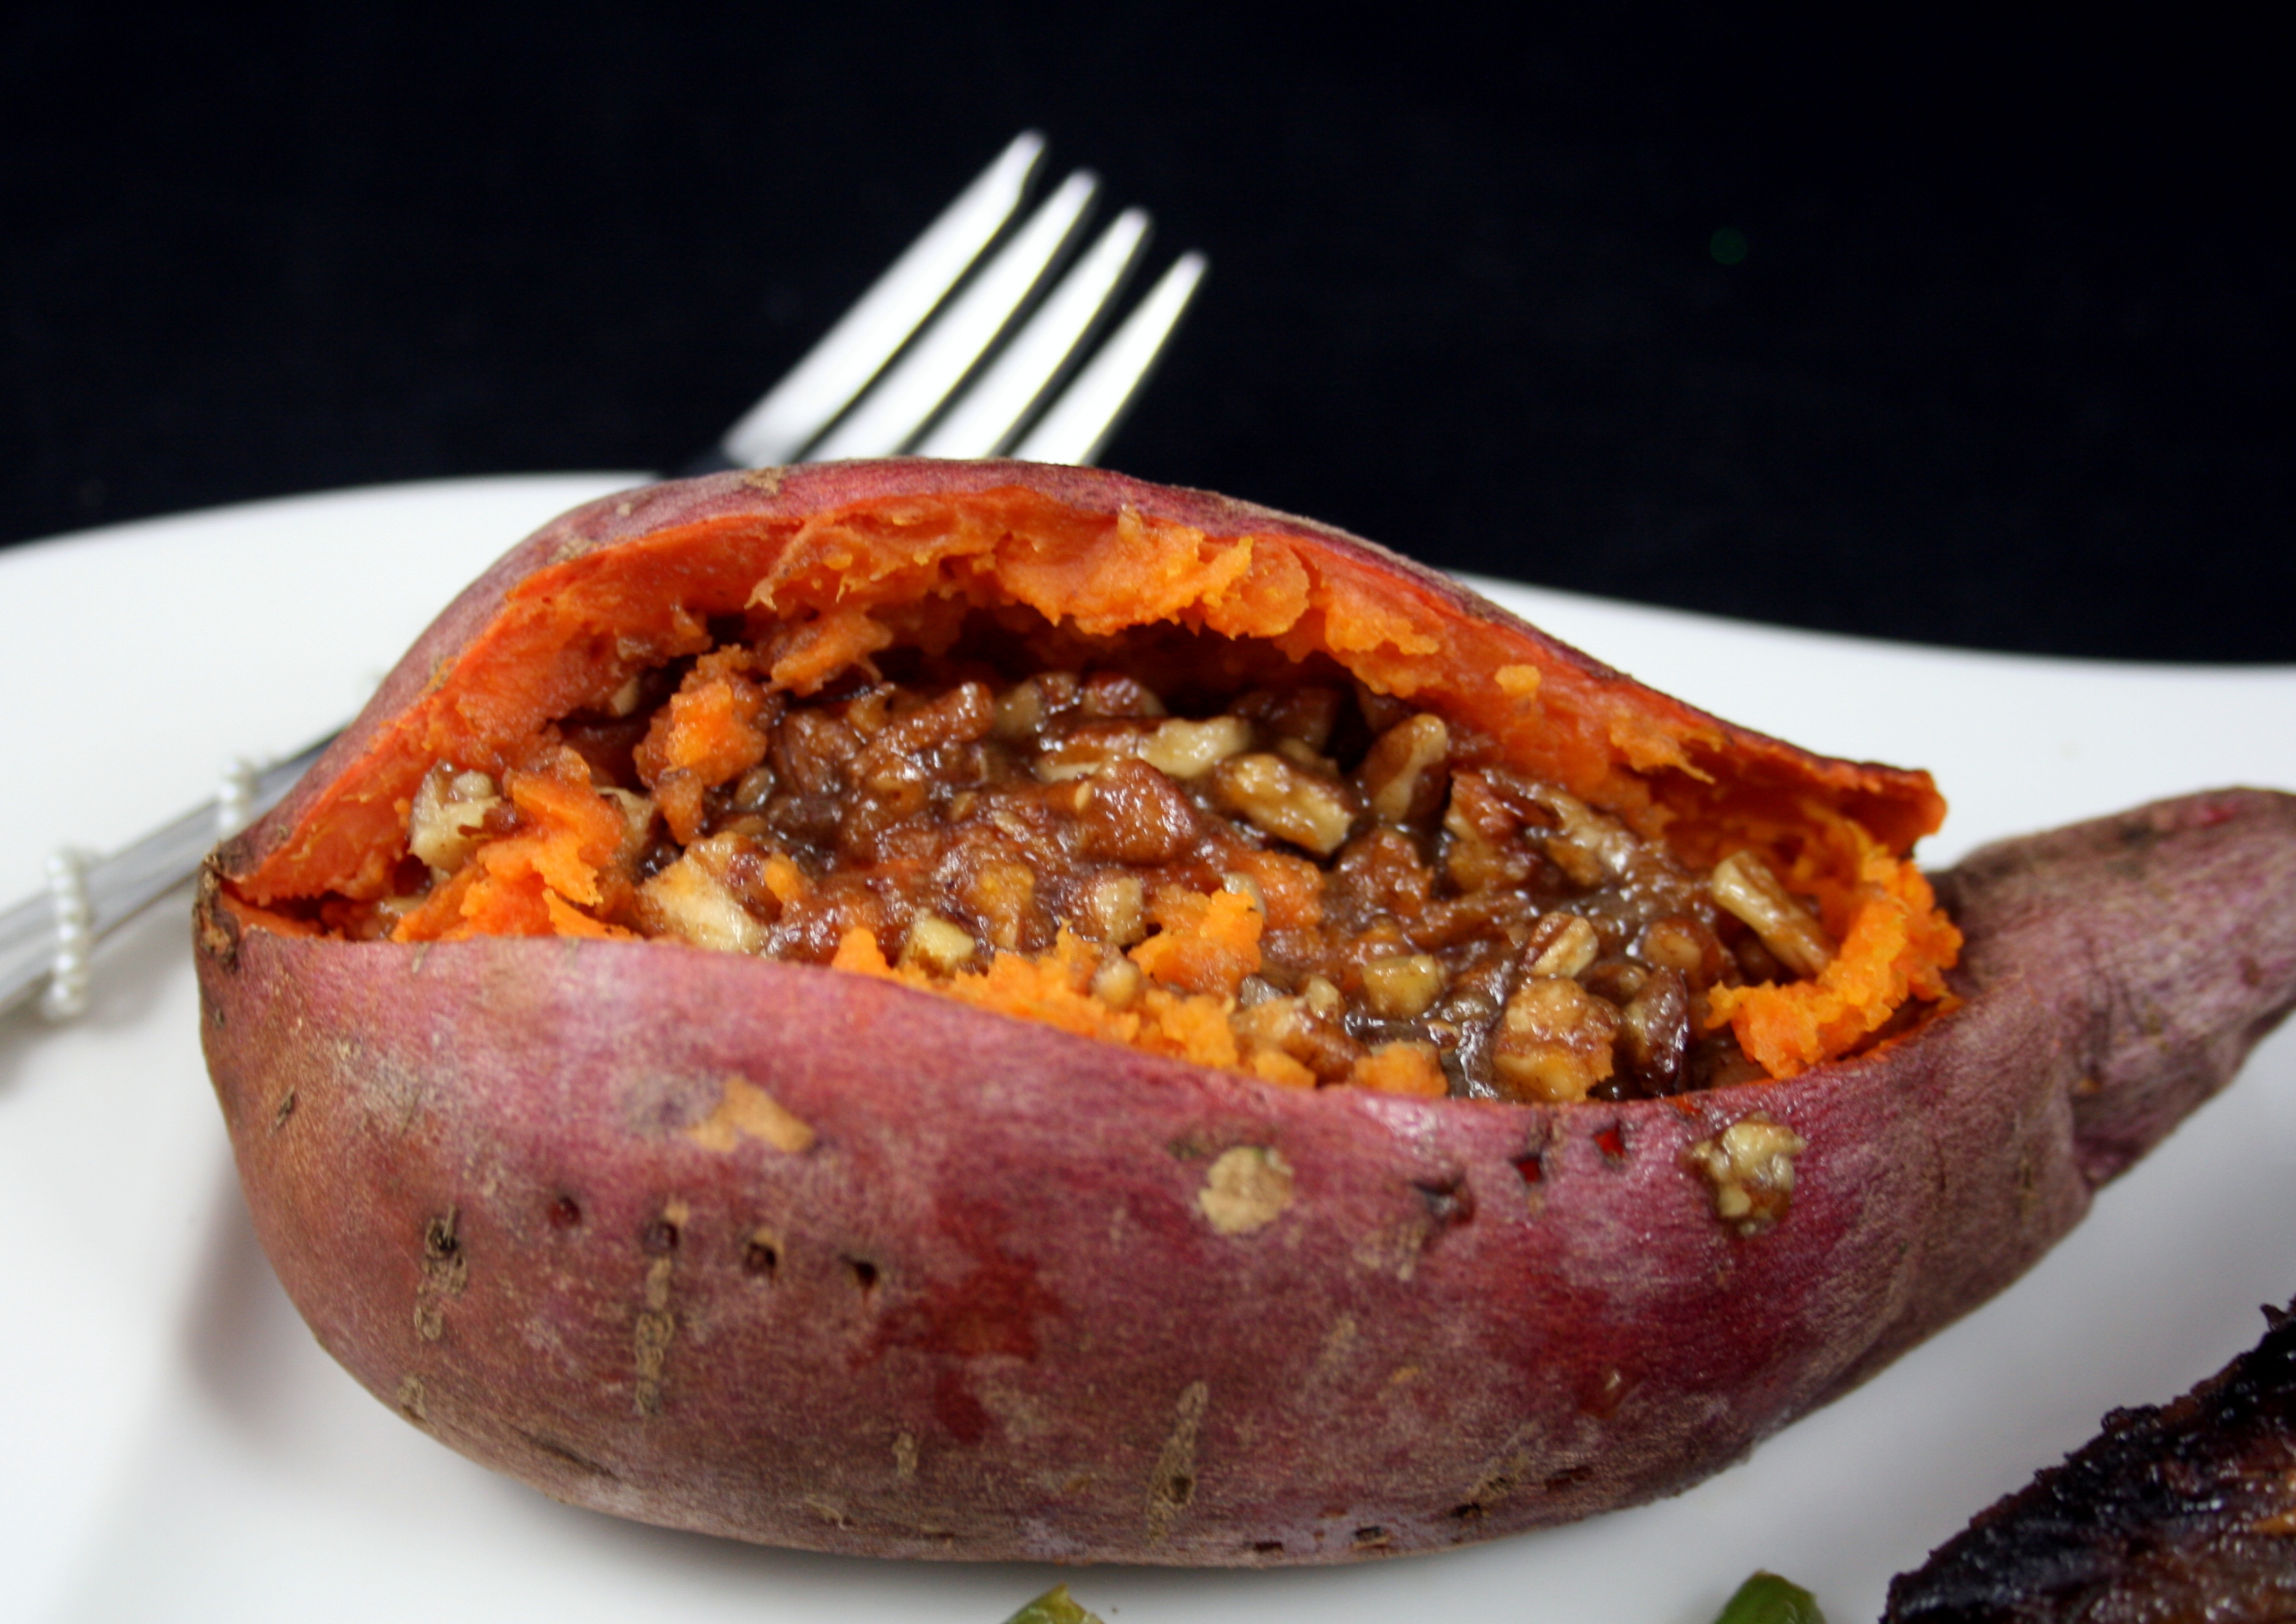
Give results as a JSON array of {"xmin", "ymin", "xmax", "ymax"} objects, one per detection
[{"xmin": 328, "ymin": 636, "xmax": 1873, "ymax": 1106}]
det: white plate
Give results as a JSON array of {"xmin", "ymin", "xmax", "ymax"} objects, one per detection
[{"xmin": 3, "ymin": 476, "xmax": 2293, "ymax": 1624}]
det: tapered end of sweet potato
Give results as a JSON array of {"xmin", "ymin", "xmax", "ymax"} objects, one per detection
[{"xmin": 1941, "ymin": 789, "xmax": 2296, "ymax": 1186}]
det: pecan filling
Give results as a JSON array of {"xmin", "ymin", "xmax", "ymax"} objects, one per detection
[{"xmin": 340, "ymin": 636, "xmax": 1872, "ymax": 1104}]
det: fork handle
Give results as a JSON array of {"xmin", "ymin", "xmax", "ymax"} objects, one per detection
[{"xmin": 0, "ymin": 738, "xmax": 334, "ymax": 1018}]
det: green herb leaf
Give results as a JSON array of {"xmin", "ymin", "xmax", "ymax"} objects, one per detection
[
  {"xmin": 1714, "ymin": 1570, "xmax": 1826, "ymax": 1624},
  {"xmin": 1002, "ymin": 1583, "xmax": 1104, "ymax": 1624}
]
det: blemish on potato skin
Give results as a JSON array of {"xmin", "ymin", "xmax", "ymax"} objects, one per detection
[
  {"xmin": 1146, "ymin": 1380, "xmax": 1210, "ymax": 1543},
  {"xmin": 1353, "ymin": 1168, "xmax": 1479, "ymax": 1280},
  {"xmin": 741, "ymin": 1230, "xmax": 779, "ymax": 1277},
  {"xmin": 395, "ymin": 1373, "xmax": 428, "ymax": 1422},
  {"xmin": 1508, "ymin": 1118, "xmax": 1555, "ymax": 1204},
  {"xmin": 634, "ymin": 1302, "xmax": 674, "ymax": 1416},
  {"xmin": 414, "ymin": 1209, "xmax": 468, "ymax": 1342},
  {"xmin": 520, "ymin": 1428, "xmax": 616, "ymax": 1478},
  {"xmin": 1458, "ymin": 1448, "xmax": 1529, "ymax": 1523},
  {"xmin": 1197, "ymin": 1145, "xmax": 1293, "ymax": 1235},
  {"xmin": 893, "ymin": 1431, "xmax": 918, "ymax": 1479},
  {"xmin": 802, "ymin": 1495, "xmax": 850, "ymax": 1528},
  {"xmin": 684, "ymin": 1075, "xmax": 817, "ymax": 1153},
  {"xmin": 270, "ymin": 1089, "xmax": 297, "ymax": 1133},
  {"xmin": 1411, "ymin": 1172, "xmax": 1475, "ymax": 1232},
  {"xmin": 634, "ymin": 1199, "xmax": 687, "ymax": 1416},
  {"xmin": 1351, "ymin": 1224, "xmax": 1425, "ymax": 1282},
  {"xmin": 192, "ymin": 870, "xmax": 239, "ymax": 971}
]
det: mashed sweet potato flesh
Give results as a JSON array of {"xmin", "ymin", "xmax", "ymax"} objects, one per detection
[
  {"xmin": 326, "ymin": 639, "xmax": 1952, "ymax": 1096},
  {"xmin": 231, "ymin": 487, "xmax": 1958, "ymax": 1090}
]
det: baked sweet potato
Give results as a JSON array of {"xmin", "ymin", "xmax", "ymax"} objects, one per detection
[{"xmin": 193, "ymin": 461, "xmax": 2296, "ymax": 1565}]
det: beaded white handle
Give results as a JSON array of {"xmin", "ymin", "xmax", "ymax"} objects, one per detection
[
  {"xmin": 38, "ymin": 849, "xmax": 94, "ymax": 1021},
  {"xmin": 0, "ymin": 738, "xmax": 333, "ymax": 1021}
]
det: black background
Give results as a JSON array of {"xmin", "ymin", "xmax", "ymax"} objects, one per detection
[{"xmin": 5, "ymin": 7, "xmax": 2287, "ymax": 661}]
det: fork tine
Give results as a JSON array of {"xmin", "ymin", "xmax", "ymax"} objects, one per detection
[
  {"xmin": 913, "ymin": 207, "xmax": 1151, "ymax": 458},
  {"xmin": 1011, "ymin": 250, "xmax": 1208, "ymax": 466},
  {"xmin": 717, "ymin": 131, "xmax": 1044, "ymax": 469},
  {"xmin": 808, "ymin": 169, "xmax": 1100, "ymax": 462}
]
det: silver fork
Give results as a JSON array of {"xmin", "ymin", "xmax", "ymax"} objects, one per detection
[{"xmin": 0, "ymin": 131, "xmax": 1208, "ymax": 1021}]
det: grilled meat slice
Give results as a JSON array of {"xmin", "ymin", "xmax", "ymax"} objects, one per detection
[{"xmin": 1885, "ymin": 1300, "xmax": 2296, "ymax": 1623}]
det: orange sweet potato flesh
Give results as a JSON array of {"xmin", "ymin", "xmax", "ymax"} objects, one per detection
[{"xmin": 194, "ymin": 462, "xmax": 2296, "ymax": 1564}]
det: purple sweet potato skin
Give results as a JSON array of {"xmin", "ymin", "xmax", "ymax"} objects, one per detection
[{"xmin": 194, "ymin": 787, "xmax": 2296, "ymax": 1564}]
